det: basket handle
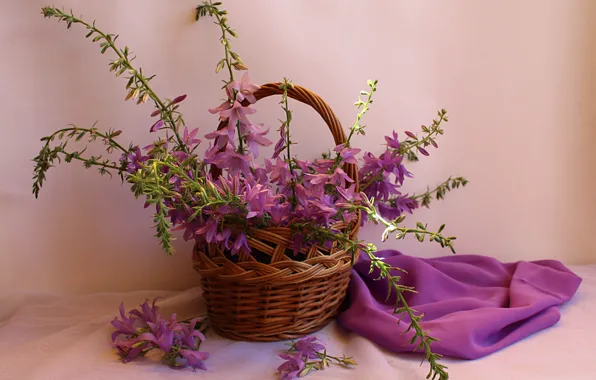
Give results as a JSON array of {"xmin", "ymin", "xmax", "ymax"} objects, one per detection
[{"xmin": 209, "ymin": 82, "xmax": 359, "ymax": 189}]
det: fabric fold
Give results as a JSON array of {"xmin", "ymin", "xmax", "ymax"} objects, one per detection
[{"xmin": 337, "ymin": 250, "xmax": 582, "ymax": 359}]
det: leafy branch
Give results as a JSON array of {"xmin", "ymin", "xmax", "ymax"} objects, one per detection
[
  {"xmin": 196, "ymin": 1, "xmax": 248, "ymax": 152},
  {"xmin": 412, "ymin": 176, "xmax": 468, "ymax": 208},
  {"xmin": 41, "ymin": 7, "xmax": 188, "ymax": 152},
  {"xmin": 33, "ymin": 125, "xmax": 126, "ymax": 198},
  {"xmin": 302, "ymin": 213, "xmax": 450, "ymax": 379},
  {"xmin": 196, "ymin": 1, "xmax": 247, "ymax": 85},
  {"xmin": 331, "ymin": 79, "xmax": 378, "ymax": 172},
  {"xmin": 399, "ymin": 109, "xmax": 448, "ymax": 161},
  {"xmin": 365, "ymin": 249, "xmax": 448, "ymax": 380},
  {"xmin": 348, "ymin": 79, "xmax": 378, "ymax": 144}
]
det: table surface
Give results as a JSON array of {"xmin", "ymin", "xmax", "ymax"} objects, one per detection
[{"xmin": 1, "ymin": 264, "xmax": 594, "ymax": 380}]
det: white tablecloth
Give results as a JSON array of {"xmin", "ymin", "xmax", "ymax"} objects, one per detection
[{"xmin": 1, "ymin": 264, "xmax": 594, "ymax": 380}]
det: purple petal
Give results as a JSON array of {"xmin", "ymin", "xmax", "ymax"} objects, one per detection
[{"xmin": 150, "ymin": 120, "xmax": 164, "ymax": 132}]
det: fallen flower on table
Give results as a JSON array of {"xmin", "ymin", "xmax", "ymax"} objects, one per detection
[
  {"xmin": 277, "ymin": 336, "xmax": 356, "ymax": 379},
  {"xmin": 111, "ymin": 299, "xmax": 209, "ymax": 371}
]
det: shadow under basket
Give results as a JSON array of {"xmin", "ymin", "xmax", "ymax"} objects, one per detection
[{"xmin": 192, "ymin": 82, "xmax": 360, "ymax": 341}]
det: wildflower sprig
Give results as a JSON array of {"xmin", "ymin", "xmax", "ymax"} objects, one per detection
[
  {"xmin": 33, "ymin": 124, "xmax": 128, "ymax": 198},
  {"xmin": 412, "ymin": 176, "xmax": 469, "ymax": 208},
  {"xmin": 332, "ymin": 79, "xmax": 377, "ymax": 171},
  {"xmin": 363, "ymin": 243, "xmax": 448, "ymax": 380},
  {"xmin": 399, "ymin": 109, "xmax": 448, "ymax": 161},
  {"xmin": 196, "ymin": 1, "xmax": 247, "ymax": 84},
  {"xmin": 279, "ymin": 79, "xmax": 295, "ymax": 165},
  {"xmin": 41, "ymin": 7, "xmax": 188, "ymax": 152},
  {"xmin": 111, "ymin": 299, "xmax": 209, "ymax": 370},
  {"xmin": 277, "ymin": 337, "xmax": 356, "ymax": 379},
  {"xmin": 349, "ymin": 79, "xmax": 377, "ymax": 141}
]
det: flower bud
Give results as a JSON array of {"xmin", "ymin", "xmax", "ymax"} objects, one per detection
[
  {"xmin": 233, "ymin": 62, "xmax": 248, "ymax": 70},
  {"xmin": 405, "ymin": 131, "xmax": 416, "ymax": 139},
  {"xmin": 171, "ymin": 94, "xmax": 187, "ymax": 105}
]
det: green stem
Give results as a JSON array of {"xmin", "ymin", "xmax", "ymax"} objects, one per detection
[
  {"xmin": 411, "ymin": 178, "xmax": 453, "ymax": 200},
  {"xmin": 70, "ymin": 155, "xmax": 120, "ymax": 171},
  {"xmin": 47, "ymin": 126, "xmax": 128, "ymax": 153},
  {"xmin": 42, "ymin": 7, "xmax": 187, "ymax": 152},
  {"xmin": 216, "ymin": 17, "xmax": 234, "ymax": 84},
  {"xmin": 333, "ymin": 80, "xmax": 377, "ymax": 169},
  {"xmin": 398, "ymin": 111, "xmax": 447, "ymax": 157}
]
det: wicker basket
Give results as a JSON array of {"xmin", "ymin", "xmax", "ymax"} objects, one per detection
[{"xmin": 192, "ymin": 83, "xmax": 360, "ymax": 342}]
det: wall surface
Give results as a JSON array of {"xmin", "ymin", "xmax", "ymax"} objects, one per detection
[{"xmin": 2, "ymin": 0, "xmax": 595, "ymax": 296}]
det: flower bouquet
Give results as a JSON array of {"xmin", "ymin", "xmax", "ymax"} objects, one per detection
[{"xmin": 33, "ymin": 2, "xmax": 467, "ymax": 379}]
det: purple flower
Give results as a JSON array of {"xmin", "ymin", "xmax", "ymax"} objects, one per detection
[
  {"xmin": 269, "ymin": 202, "xmax": 290, "ymax": 225},
  {"xmin": 244, "ymin": 126, "xmax": 272, "ymax": 158},
  {"xmin": 120, "ymin": 147, "xmax": 149, "ymax": 173},
  {"xmin": 304, "ymin": 173, "xmax": 331, "ymax": 186},
  {"xmin": 204, "ymin": 125, "xmax": 235, "ymax": 151},
  {"xmin": 266, "ymin": 158, "xmax": 291, "ymax": 185},
  {"xmin": 137, "ymin": 319, "xmax": 175, "ymax": 352},
  {"xmin": 150, "ymin": 119, "xmax": 164, "ymax": 133},
  {"xmin": 312, "ymin": 159, "xmax": 334, "ymax": 172},
  {"xmin": 179, "ymin": 317, "xmax": 206, "ymax": 349},
  {"xmin": 329, "ymin": 167, "xmax": 354, "ymax": 187},
  {"xmin": 377, "ymin": 196, "xmax": 418, "ymax": 219},
  {"xmin": 208, "ymin": 144, "xmax": 251, "ymax": 176},
  {"xmin": 244, "ymin": 184, "xmax": 266, "ymax": 218},
  {"xmin": 231, "ymin": 232, "xmax": 250, "ymax": 256},
  {"xmin": 385, "ymin": 131, "xmax": 401, "ymax": 149},
  {"xmin": 115, "ymin": 345, "xmax": 143, "ymax": 363},
  {"xmin": 405, "ymin": 131, "xmax": 416, "ymax": 139},
  {"xmin": 334, "ymin": 144, "xmax": 361, "ymax": 164},
  {"xmin": 309, "ymin": 195, "xmax": 338, "ymax": 224},
  {"xmin": 337, "ymin": 183, "xmax": 361, "ymax": 202},
  {"xmin": 272, "ymin": 124, "xmax": 286, "ymax": 159},
  {"xmin": 295, "ymin": 159, "xmax": 313, "ymax": 173},
  {"xmin": 418, "ymin": 146, "xmax": 430, "ymax": 156},
  {"xmin": 195, "ymin": 219, "xmax": 219, "ymax": 243},
  {"xmin": 179, "ymin": 349, "xmax": 209, "ymax": 371},
  {"xmin": 294, "ymin": 336, "xmax": 325, "ymax": 359},
  {"xmin": 251, "ymin": 166, "xmax": 269, "ymax": 184},
  {"xmin": 182, "ymin": 127, "xmax": 201, "ymax": 147},
  {"xmin": 277, "ymin": 353, "xmax": 305, "ymax": 380},
  {"xmin": 129, "ymin": 298, "xmax": 160, "ymax": 324},
  {"xmin": 111, "ymin": 303, "xmax": 139, "ymax": 342},
  {"xmin": 225, "ymin": 72, "xmax": 260, "ymax": 104},
  {"xmin": 377, "ymin": 202, "xmax": 403, "ymax": 220},
  {"xmin": 211, "ymin": 101, "xmax": 256, "ymax": 133},
  {"xmin": 393, "ymin": 195, "xmax": 419, "ymax": 214},
  {"xmin": 362, "ymin": 173, "xmax": 399, "ymax": 201}
]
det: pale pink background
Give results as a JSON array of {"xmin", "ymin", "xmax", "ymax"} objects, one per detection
[{"xmin": 2, "ymin": 0, "xmax": 595, "ymax": 297}]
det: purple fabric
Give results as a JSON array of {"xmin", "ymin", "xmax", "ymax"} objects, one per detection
[{"xmin": 337, "ymin": 250, "xmax": 582, "ymax": 360}]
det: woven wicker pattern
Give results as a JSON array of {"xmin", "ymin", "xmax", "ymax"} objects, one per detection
[{"xmin": 193, "ymin": 83, "xmax": 359, "ymax": 341}]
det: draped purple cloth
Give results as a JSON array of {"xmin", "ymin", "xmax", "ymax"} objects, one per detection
[{"xmin": 337, "ymin": 250, "xmax": 582, "ymax": 360}]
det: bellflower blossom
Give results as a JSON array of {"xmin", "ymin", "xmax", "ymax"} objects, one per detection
[{"xmin": 111, "ymin": 299, "xmax": 208, "ymax": 371}]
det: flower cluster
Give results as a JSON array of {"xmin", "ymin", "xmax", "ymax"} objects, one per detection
[
  {"xmin": 277, "ymin": 336, "xmax": 356, "ymax": 380},
  {"xmin": 111, "ymin": 299, "xmax": 209, "ymax": 370},
  {"xmin": 117, "ymin": 74, "xmax": 447, "ymax": 258},
  {"xmin": 34, "ymin": 4, "xmax": 467, "ymax": 379}
]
